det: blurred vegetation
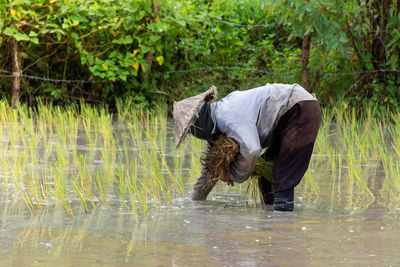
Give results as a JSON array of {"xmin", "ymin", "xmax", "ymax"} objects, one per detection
[{"xmin": 0, "ymin": 0, "xmax": 399, "ymax": 111}]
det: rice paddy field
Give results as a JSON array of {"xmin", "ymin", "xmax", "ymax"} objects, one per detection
[{"xmin": 0, "ymin": 100, "xmax": 400, "ymax": 266}]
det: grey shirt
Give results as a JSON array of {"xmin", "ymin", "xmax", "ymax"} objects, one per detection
[{"xmin": 210, "ymin": 83, "xmax": 316, "ymax": 183}]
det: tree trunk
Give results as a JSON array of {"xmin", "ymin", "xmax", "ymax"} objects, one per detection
[
  {"xmin": 301, "ymin": 34, "xmax": 311, "ymax": 92},
  {"xmin": 11, "ymin": 38, "xmax": 21, "ymax": 108},
  {"xmin": 144, "ymin": 0, "xmax": 161, "ymax": 81},
  {"xmin": 371, "ymin": 0, "xmax": 392, "ymax": 70},
  {"xmin": 398, "ymin": 0, "xmax": 400, "ymax": 15}
]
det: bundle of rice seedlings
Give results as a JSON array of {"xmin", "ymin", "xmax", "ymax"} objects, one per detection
[
  {"xmin": 201, "ymin": 134, "xmax": 274, "ymax": 190},
  {"xmin": 246, "ymin": 158, "xmax": 274, "ymax": 206},
  {"xmin": 252, "ymin": 157, "xmax": 274, "ymax": 183},
  {"xmin": 201, "ymin": 134, "xmax": 239, "ymax": 186}
]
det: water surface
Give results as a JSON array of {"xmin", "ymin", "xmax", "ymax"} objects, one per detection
[{"xmin": 0, "ymin": 122, "xmax": 399, "ymax": 266}]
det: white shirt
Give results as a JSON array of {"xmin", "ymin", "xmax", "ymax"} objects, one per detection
[{"xmin": 210, "ymin": 83, "xmax": 316, "ymax": 183}]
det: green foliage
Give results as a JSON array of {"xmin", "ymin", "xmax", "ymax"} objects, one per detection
[
  {"xmin": 0, "ymin": 0, "xmax": 399, "ymax": 109},
  {"xmin": 277, "ymin": 0, "xmax": 400, "ymax": 108},
  {"xmin": 0, "ymin": 0, "xmax": 166, "ymax": 105}
]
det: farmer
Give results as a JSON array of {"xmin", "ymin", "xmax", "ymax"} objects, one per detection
[{"xmin": 173, "ymin": 84, "xmax": 321, "ymax": 211}]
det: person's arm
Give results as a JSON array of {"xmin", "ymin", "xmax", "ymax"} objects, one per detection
[
  {"xmin": 192, "ymin": 168, "xmax": 219, "ymax": 200},
  {"xmin": 224, "ymin": 123, "xmax": 262, "ymax": 183}
]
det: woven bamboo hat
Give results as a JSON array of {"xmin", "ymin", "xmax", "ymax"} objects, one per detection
[{"xmin": 173, "ymin": 85, "xmax": 217, "ymax": 148}]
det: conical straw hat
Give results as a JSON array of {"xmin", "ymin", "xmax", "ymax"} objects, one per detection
[{"xmin": 173, "ymin": 85, "xmax": 217, "ymax": 148}]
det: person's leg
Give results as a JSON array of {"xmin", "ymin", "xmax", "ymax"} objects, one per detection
[
  {"xmin": 258, "ymin": 146, "xmax": 278, "ymax": 205},
  {"xmin": 259, "ymin": 177, "xmax": 274, "ymax": 205},
  {"xmin": 272, "ymin": 101, "xmax": 322, "ymax": 211},
  {"xmin": 192, "ymin": 169, "xmax": 218, "ymax": 200},
  {"xmin": 274, "ymin": 188, "xmax": 294, "ymax": 211}
]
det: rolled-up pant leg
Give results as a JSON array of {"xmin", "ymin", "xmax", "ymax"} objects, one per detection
[{"xmin": 272, "ymin": 100, "xmax": 322, "ymax": 192}]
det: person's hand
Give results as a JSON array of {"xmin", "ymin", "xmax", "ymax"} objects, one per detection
[{"xmin": 220, "ymin": 176, "xmax": 234, "ymax": 187}]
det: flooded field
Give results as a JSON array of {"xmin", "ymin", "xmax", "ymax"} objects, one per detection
[
  {"xmin": 1, "ymin": 189, "xmax": 399, "ymax": 266},
  {"xmin": 0, "ymin": 102, "xmax": 399, "ymax": 266}
]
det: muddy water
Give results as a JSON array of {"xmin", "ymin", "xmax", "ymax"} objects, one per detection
[
  {"xmin": 0, "ymin": 125, "xmax": 400, "ymax": 266},
  {"xmin": 1, "ymin": 188, "xmax": 399, "ymax": 266}
]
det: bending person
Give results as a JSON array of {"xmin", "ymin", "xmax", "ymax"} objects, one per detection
[{"xmin": 173, "ymin": 83, "xmax": 322, "ymax": 211}]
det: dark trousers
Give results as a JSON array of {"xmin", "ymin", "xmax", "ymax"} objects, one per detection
[{"xmin": 262, "ymin": 100, "xmax": 322, "ymax": 193}]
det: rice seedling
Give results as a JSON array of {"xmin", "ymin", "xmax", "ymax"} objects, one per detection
[
  {"xmin": 188, "ymin": 136, "xmax": 203, "ymax": 181},
  {"xmin": 115, "ymin": 98, "xmax": 134, "ymax": 122},
  {"xmin": 94, "ymin": 169, "xmax": 107, "ymax": 204},
  {"xmin": 23, "ymin": 170, "xmax": 42, "ymax": 210},
  {"xmin": 304, "ymin": 163, "xmax": 320, "ymax": 196},
  {"xmin": 49, "ymin": 147, "xmax": 74, "ymax": 218},
  {"xmin": 1, "ymin": 97, "xmax": 399, "ymax": 218},
  {"xmin": 98, "ymin": 108, "xmax": 115, "ymax": 149},
  {"xmin": 1, "ymin": 153, "xmax": 9, "ymax": 188},
  {"xmin": 245, "ymin": 177, "xmax": 261, "ymax": 207},
  {"xmin": 71, "ymin": 175, "xmax": 89, "ymax": 214},
  {"xmin": 125, "ymin": 158, "xmax": 139, "ymax": 217},
  {"xmin": 170, "ymin": 141, "xmax": 185, "ymax": 194}
]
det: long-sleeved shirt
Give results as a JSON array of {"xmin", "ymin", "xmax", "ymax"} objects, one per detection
[{"xmin": 210, "ymin": 83, "xmax": 316, "ymax": 183}]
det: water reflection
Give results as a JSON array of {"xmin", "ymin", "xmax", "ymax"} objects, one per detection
[{"xmin": 1, "ymin": 194, "xmax": 400, "ymax": 266}]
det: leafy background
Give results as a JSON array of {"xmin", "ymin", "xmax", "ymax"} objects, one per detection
[{"xmin": 0, "ymin": 0, "xmax": 399, "ymax": 110}]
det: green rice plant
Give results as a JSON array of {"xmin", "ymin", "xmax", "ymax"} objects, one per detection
[
  {"xmin": 0, "ymin": 133, "xmax": 10, "ymax": 187},
  {"xmin": 101, "ymin": 147, "xmax": 115, "ymax": 184},
  {"xmin": 49, "ymin": 148, "xmax": 73, "ymax": 218},
  {"xmin": 187, "ymin": 136, "xmax": 203, "ymax": 181},
  {"xmin": 384, "ymin": 156, "xmax": 400, "ymax": 193},
  {"xmin": 129, "ymin": 174, "xmax": 152, "ymax": 216},
  {"xmin": 117, "ymin": 162, "xmax": 128, "ymax": 199},
  {"xmin": 346, "ymin": 145, "xmax": 374, "ymax": 199},
  {"xmin": 94, "ymin": 169, "xmax": 107, "ymax": 203},
  {"xmin": 39, "ymin": 167, "xmax": 50, "ymax": 204},
  {"xmin": 115, "ymin": 98, "xmax": 136, "ymax": 122},
  {"xmin": 379, "ymin": 127, "xmax": 400, "ymax": 203},
  {"xmin": 161, "ymin": 151, "xmax": 183, "ymax": 199},
  {"xmin": 330, "ymin": 108, "xmax": 376, "ymax": 199},
  {"xmin": 0, "ymin": 101, "xmax": 8, "ymax": 124},
  {"xmin": 43, "ymin": 136, "xmax": 55, "ymax": 163},
  {"xmin": 98, "ymin": 108, "xmax": 115, "ymax": 149},
  {"xmin": 10, "ymin": 119, "xmax": 21, "ymax": 167},
  {"xmin": 139, "ymin": 146, "xmax": 165, "ymax": 204},
  {"xmin": 313, "ymin": 106, "xmax": 334, "ymax": 157},
  {"xmin": 53, "ymin": 107, "xmax": 68, "ymax": 148},
  {"xmin": 129, "ymin": 114, "xmax": 168, "ymax": 205},
  {"xmin": 337, "ymin": 153, "xmax": 342, "ymax": 195},
  {"xmin": 303, "ymin": 162, "xmax": 320, "ymax": 196},
  {"xmin": 15, "ymin": 183, "xmax": 36, "ymax": 214},
  {"xmin": 127, "ymin": 120, "xmax": 142, "ymax": 149},
  {"xmin": 170, "ymin": 142, "xmax": 185, "ymax": 195},
  {"xmin": 390, "ymin": 113, "xmax": 400, "ymax": 160},
  {"xmin": 71, "ymin": 175, "xmax": 89, "ymax": 214},
  {"xmin": 11, "ymin": 154, "xmax": 36, "ymax": 214},
  {"xmin": 73, "ymin": 155, "xmax": 96, "ymax": 209},
  {"xmin": 142, "ymin": 119, "xmax": 170, "ymax": 200},
  {"xmin": 1, "ymin": 157, "xmax": 9, "ymax": 188},
  {"xmin": 121, "ymin": 131, "xmax": 131, "ymax": 167},
  {"xmin": 70, "ymin": 153, "xmax": 89, "ymax": 212},
  {"xmin": 378, "ymin": 151, "xmax": 400, "ymax": 211},
  {"xmin": 23, "ymin": 161, "xmax": 43, "ymax": 210},
  {"xmin": 82, "ymin": 117, "xmax": 98, "ymax": 164},
  {"xmin": 125, "ymin": 157, "xmax": 139, "ymax": 216},
  {"xmin": 66, "ymin": 110, "xmax": 79, "ymax": 150},
  {"xmin": 245, "ymin": 177, "xmax": 261, "ymax": 207}
]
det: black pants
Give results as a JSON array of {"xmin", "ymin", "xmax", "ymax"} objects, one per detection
[{"xmin": 262, "ymin": 100, "xmax": 322, "ymax": 193}]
